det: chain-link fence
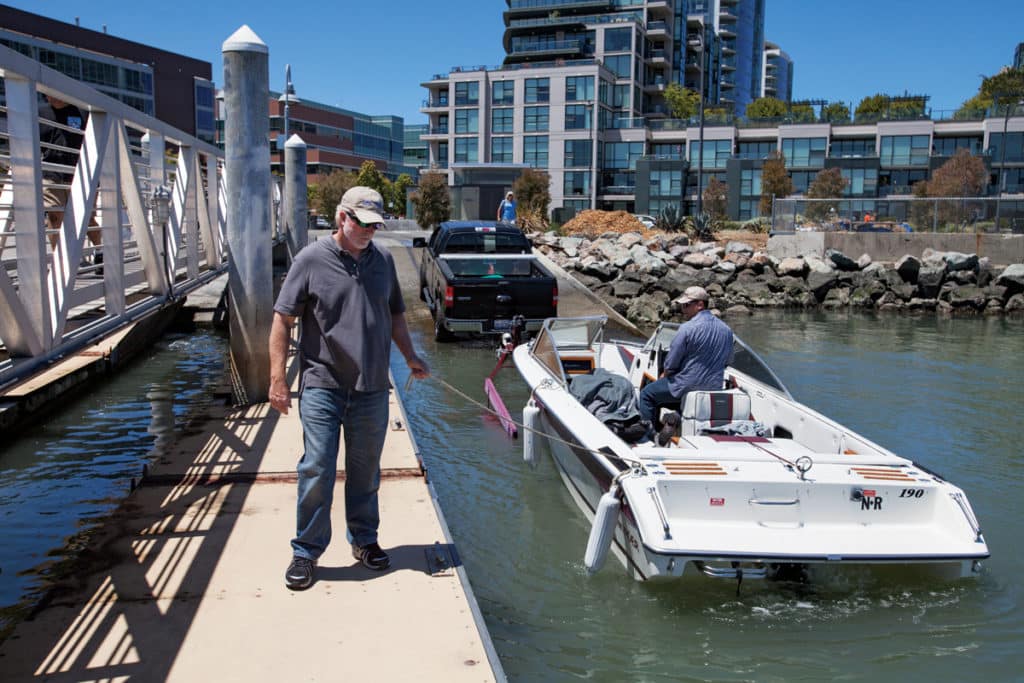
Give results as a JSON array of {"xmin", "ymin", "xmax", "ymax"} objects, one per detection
[{"xmin": 771, "ymin": 197, "xmax": 1024, "ymax": 234}]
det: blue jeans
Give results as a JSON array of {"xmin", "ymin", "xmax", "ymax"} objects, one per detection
[
  {"xmin": 292, "ymin": 386, "xmax": 389, "ymax": 560},
  {"xmin": 639, "ymin": 377, "xmax": 679, "ymax": 425}
]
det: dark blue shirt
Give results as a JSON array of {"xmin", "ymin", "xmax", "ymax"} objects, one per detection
[{"xmin": 664, "ymin": 310, "xmax": 733, "ymax": 397}]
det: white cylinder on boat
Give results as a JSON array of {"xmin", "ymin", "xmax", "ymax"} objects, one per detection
[
  {"xmin": 584, "ymin": 488, "xmax": 621, "ymax": 574},
  {"xmin": 523, "ymin": 401, "xmax": 541, "ymax": 467}
]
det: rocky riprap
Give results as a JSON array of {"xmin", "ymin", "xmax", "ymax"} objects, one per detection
[{"xmin": 529, "ymin": 231, "xmax": 1024, "ymax": 327}]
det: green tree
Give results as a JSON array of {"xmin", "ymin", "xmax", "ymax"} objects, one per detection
[
  {"xmin": 410, "ymin": 172, "xmax": 451, "ymax": 231},
  {"xmin": 745, "ymin": 96, "xmax": 787, "ymax": 120},
  {"xmin": 703, "ymin": 176, "xmax": 729, "ymax": 223},
  {"xmin": 909, "ymin": 179, "xmax": 933, "ymax": 231},
  {"xmin": 513, "ymin": 168, "xmax": 552, "ymax": 231},
  {"xmin": 955, "ymin": 68, "xmax": 1024, "ymax": 118},
  {"xmin": 664, "ymin": 83, "xmax": 699, "ymax": 120},
  {"xmin": 855, "ymin": 93, "xmax": 926, "ymax": 121},
  {"xmin": 310, "ymin": 169, "xmax": 356, "ymax": 220},
  {"xmin": 759, "ymin": 151, "xmax": 793, "ymax": 217},
  {"xmin": 805, "ymin": 167, "xmax": 848, "ymax": 221},
  {"xmin": 355, "ymin": 160, "xmax": 387, "ymax": 194},
  {"xmin": 704, "ymin": 106, "xmax": 731, "ymax": 123},
  {"xmin": 389, "ymin": 173, "xmax": 414, "ymax": 217},
  {"xmin": 789, "ymin": 103, "xmax": 815, "ymax": 122},
  {"xmin": 821, "ymin": 102, "xmax": 850, "ymax": 123}
]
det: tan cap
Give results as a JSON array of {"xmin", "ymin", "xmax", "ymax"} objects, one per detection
[
  {"xmin": 674, "ymin": 285, "xmax": 710, "ymax": 305},
  {"xmin": 339, "ymin": 186, "xmax": 385, "ymax": 224}
]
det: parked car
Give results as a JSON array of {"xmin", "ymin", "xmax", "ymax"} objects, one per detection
[
  {"xmin": 314, "ymin": 215, "xmax": 332, "ymax": 229},
  {"xmin": 412, "ymin": 221, "xmax": 558, "ymax": 342},
  {"xmin": 634, "ymin": 214, "xmax": 657, "ymax": 229}
]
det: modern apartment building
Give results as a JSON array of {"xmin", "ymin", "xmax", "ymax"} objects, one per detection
[
  {"xmin": 0, "ymin": 4, "xmax": 215, "ymax": 141},
  {"xmin": 421, "ymin": 0, "xmax": 788, "ymax": 220},
  {"xmin": 636, "ymin": 112, "xmax": 1024, "ymax": 223},
  {"xmin": 762, "ymin": 40, "xmax": 792, "ymax": 101}
]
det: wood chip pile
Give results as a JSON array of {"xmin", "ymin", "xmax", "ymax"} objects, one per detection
[{"xmin": 561, "ymin": 210, "xmax": 651, "ymax": 239}]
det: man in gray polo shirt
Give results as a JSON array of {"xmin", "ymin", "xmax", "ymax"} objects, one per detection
[
  {"xmin": 638, "ymin": 286, "xmax": 733, "ymax": 444},
  {"xmin": 269, "ymin": 186, "xmax": 429, "ymax": 590}
]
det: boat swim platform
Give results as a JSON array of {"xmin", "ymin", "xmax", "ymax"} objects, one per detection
[{"xmin": 0, "ymin": 348, "xmax": 503, "ymax": 681}]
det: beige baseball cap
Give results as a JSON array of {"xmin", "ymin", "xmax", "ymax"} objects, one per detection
[
  {"xmin": 339, "ymin": 186, "xmax": 385, "ymax": 224},
  {"xmin": 674, "ymin": 286, "xmax": 710, "ymax": 305}
]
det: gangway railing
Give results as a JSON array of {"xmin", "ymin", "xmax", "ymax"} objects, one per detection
[{"xmin": 0, "ymin": 45, "xmax": 260, "ymax": 391}]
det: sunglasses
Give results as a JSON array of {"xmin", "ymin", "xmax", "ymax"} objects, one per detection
[{"xmin": 347, "ymin": 212, "xmax": 384, "ymax": 231}]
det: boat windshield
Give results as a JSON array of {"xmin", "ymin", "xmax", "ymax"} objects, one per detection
[
  {"xmin": 640, "ymin": 323, "xmax": 790, "ymax": 397},
  {"xmin": 529, "ymin": 316, "xmax": 607, "ymax": 384},
  {"xmin": 730, "ymin": 337, "xmax": 791, "ymax": 398}
]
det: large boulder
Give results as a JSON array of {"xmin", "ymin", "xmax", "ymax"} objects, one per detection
[
  {"xmin": 628, "ymin": 244, "xmax": 668, "ymax": 276},
  {"xmin": 683, "ymin": 252, "xmax": 718, "ymax": 269},
  {"xmin": 995, "ymin": 264, "xmax": 1024, "ymax": 295},
  {"xmin": 725, "ymin": 241, "xmax": 754, "ymax": 256},
  {"xmin": 943, "ymin": 251, "xmax": 979, "ymax": 273},
  {"xmin": 895, "ymin": 254, "xmax": 921, "ymax": 283},
  {"xmin": 944, "ymin": 283, "xmax": 987, "ymax": 310},
  {"xmin": 826, "ymin": 248, "xmax": 859, "ymax": 272},
  {"xmin": 807, "ymin": 270, "xmax": 839, "ymax": 302},
  {"xmin": 777, "ymin": 257, "xmax": 807, "ymax": 277},
  {"xmin": 916, "ymin": 265, "xmax": 945, "ymax": 299}
]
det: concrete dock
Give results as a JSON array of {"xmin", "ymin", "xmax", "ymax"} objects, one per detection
[{"xmin": 0, "ymin": 302, "xmax": 502, "ymax": 681}]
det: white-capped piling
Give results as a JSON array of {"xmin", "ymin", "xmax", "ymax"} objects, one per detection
[
  {"xmin": 222, "ymin": 25, "xmax": 272, "ymax": 404},
  {"xmin": 284, "ymin": 134, "xmax": 308, "ymax": 259}
]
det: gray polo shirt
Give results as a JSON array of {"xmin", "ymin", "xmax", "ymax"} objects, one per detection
[
  {"xmin": 274, "ymin": 236, "xmax": 405, "ymax": 392},
  {"xmin": 664, "ymin": 309, "xmax": 734, "ymax": 397}
]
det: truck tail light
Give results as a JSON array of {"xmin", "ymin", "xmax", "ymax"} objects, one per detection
[
  {"xmin": 444, "ymin": 286, "xmax": 454, "ymax": 308},
  {"xmin": 552, "ymin": 285, "xmax": 559, "ymax": 308}
]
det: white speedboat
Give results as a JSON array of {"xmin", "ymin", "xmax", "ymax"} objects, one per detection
[{"xmin": 514, "ymin": 316, "xmax": 989, "ymax": 584}]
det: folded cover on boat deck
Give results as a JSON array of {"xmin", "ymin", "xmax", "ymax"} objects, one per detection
[{"xmin": 568, "ymin": 369, "xmax": 645, "ymax": 442}]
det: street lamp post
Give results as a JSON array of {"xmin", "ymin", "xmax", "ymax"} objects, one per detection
[
  {"xmin": 994, "ymin": 98, "xmax": 1023, "ymax": 230},
  {"xmin": 688, "ymin": 31, "xmax": 706, "ymax": 218}
]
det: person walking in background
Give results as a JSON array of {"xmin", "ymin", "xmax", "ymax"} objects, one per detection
[
  {"xmin": 40, "ymin": 95, "xmax": 101, "ymax": 267},
  {"xmin": 268, "ymin": 186, "xmax": 430, "ymax": 591},
  {"xmin": 497, "ymin": 191, "xmax": 517, "ymax": 224},
  {"xmin": 638, "ymin": 286, "xmax": 733, "ymax": 445}
]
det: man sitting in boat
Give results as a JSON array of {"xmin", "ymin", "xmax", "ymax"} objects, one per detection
[{"xmin": 638, "ymin": 286, "xmax": 734, "ymax": 445}]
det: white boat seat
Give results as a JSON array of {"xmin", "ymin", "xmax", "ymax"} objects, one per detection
[{"xmin": 680, "ymin": 389, "xmax": 760, "ymax": 436}]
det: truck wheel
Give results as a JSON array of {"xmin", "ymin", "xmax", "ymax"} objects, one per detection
[{"xmin": 434, "ymin": 314, "xmax": 455, "ymax": 343}]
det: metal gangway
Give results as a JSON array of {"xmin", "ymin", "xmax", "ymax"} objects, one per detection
[{"xmin": 0, "ymin": 44, "xmax": 280, "ymax": 391}]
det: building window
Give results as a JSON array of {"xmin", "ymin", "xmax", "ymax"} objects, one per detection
[
  {"xmin": 455, "ymin": 109, "xmax": 479, "ymax": 134},
  {"xmin": 830, "ymin": 138, "xmax": 875, "ymax": 158},
  {"xmin": 611, "ymin": 84, "xmax": 630, "ymax": 109},
  {"xmin": 523, "ymin": 136, "xmax": 548, "ymax": 167},
  {"xmin": 740, "ymin": 169, "xmax": 762, "ymax": 197},
  {"xmin": 81, "ymin": 58, "xmax": 119, "ymax": 88},
  {"xmin": 604, "ymin": 27, "xmax": 631, "ymax": 52},
  {"xmin": 650, "ymin": 143, "xmax": 684, "ymax": 160},
  {"xmin": 988, "ymin": 132, "xmax": 1024, "ymax": 163},
  {"xmin": 563, "ymin": 199, "xmax": 591, "ymax": 214},
  {"xmin": 780, "ymin": 137, "xmax": 827, "ymax": 168},
  {"xmin": 879, "ymin": 135, "xmax": 930, "ymax": 167},
  {"xmin": 38, "ymin": 49, "xmax": 80, "ymax": 78},
  {"xmin": 524, "ymin": 106, "xmax": 549, "ymax": 132},
  {"xmin": 565, "ymin": 104, "xmax": 591, "ymax": 130},
  {"xmin": 603, "ymin": 141, "xmax": 644, "ymax": 170},
  {"xmin": 933, "ymin": 136, "xmax": 983, "ymax": 156},
  {"xmin": 454, "ymin": 137, "xmax": 477, "ymax": 163},
  {"xmin": 566, "ymin": 76, "xmax": 594, "ymax": 101},
  {"xmin": 437, "ymin": 142, "xmax": 449, "ymax": 168},
  {"xmin": 605, "ymin": 55, "xmax": 631, "ymax": 79},
  {"xmin": 124, "ymin": 68, "xmax": 154, "ymax": 95},
  {"xmin": 454, "ymin": 81, "xmax": 479, "ymax": 106},
  {"xmin": 492, "ymin": 80, "xmax": 515, "ymax": 105},
  {"xmin": 564, "ymin": 171, "xmax": 591, "ymax": 196},
  {"xmin": 841, "ymin": 168, "xmax": 879, "ymax": 196},
  {"xmin": 737, "ymin": 141, "xmax": 776, "ymax": 160},
  {"xmin": 790, "ymin": 171, "xmax": 817, "ymax": 194},
  {"xmin": 492, "ymin": 108, "xmax": 513, "ymax": 134},
  {"xmin": 492, "ymin": 136, "xmax": 513, "ymax": 163},
  {"xmin": 525, "ymin": 78, "xmax": 550, "ymax": 104},
  {"xmin": 650, "ymin": 169, "xmax": 682, "ymax": 196},
  {"xmin": 564, "ymin": 139, "xmax": 592, "ymax": 168},
  {"xmin": 689, "ymin": 140, "xmax": 732, "ymax": 169},
  {"xmin": 435, "ymin": 113, "xmax": 449, "ymax": 134}
]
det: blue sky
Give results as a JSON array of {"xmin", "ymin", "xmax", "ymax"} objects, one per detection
[{"xmin": 9, "ymin": 0, "xmax": 1023, "ymax": 123}]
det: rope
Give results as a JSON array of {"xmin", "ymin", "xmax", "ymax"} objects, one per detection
[{"xmin": 407, "ymin": 373, "xmax": 647, "ymax": 470}]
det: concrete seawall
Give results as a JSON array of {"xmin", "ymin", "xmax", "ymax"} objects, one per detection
[{"xmin": 769, "ymin": 231, "xmax": 1024, "ymax": 265}]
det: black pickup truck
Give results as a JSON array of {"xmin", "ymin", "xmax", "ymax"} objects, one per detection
[{"xmin": 413, "ymin": 221, "xmax": 558, "ymax": 341}]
